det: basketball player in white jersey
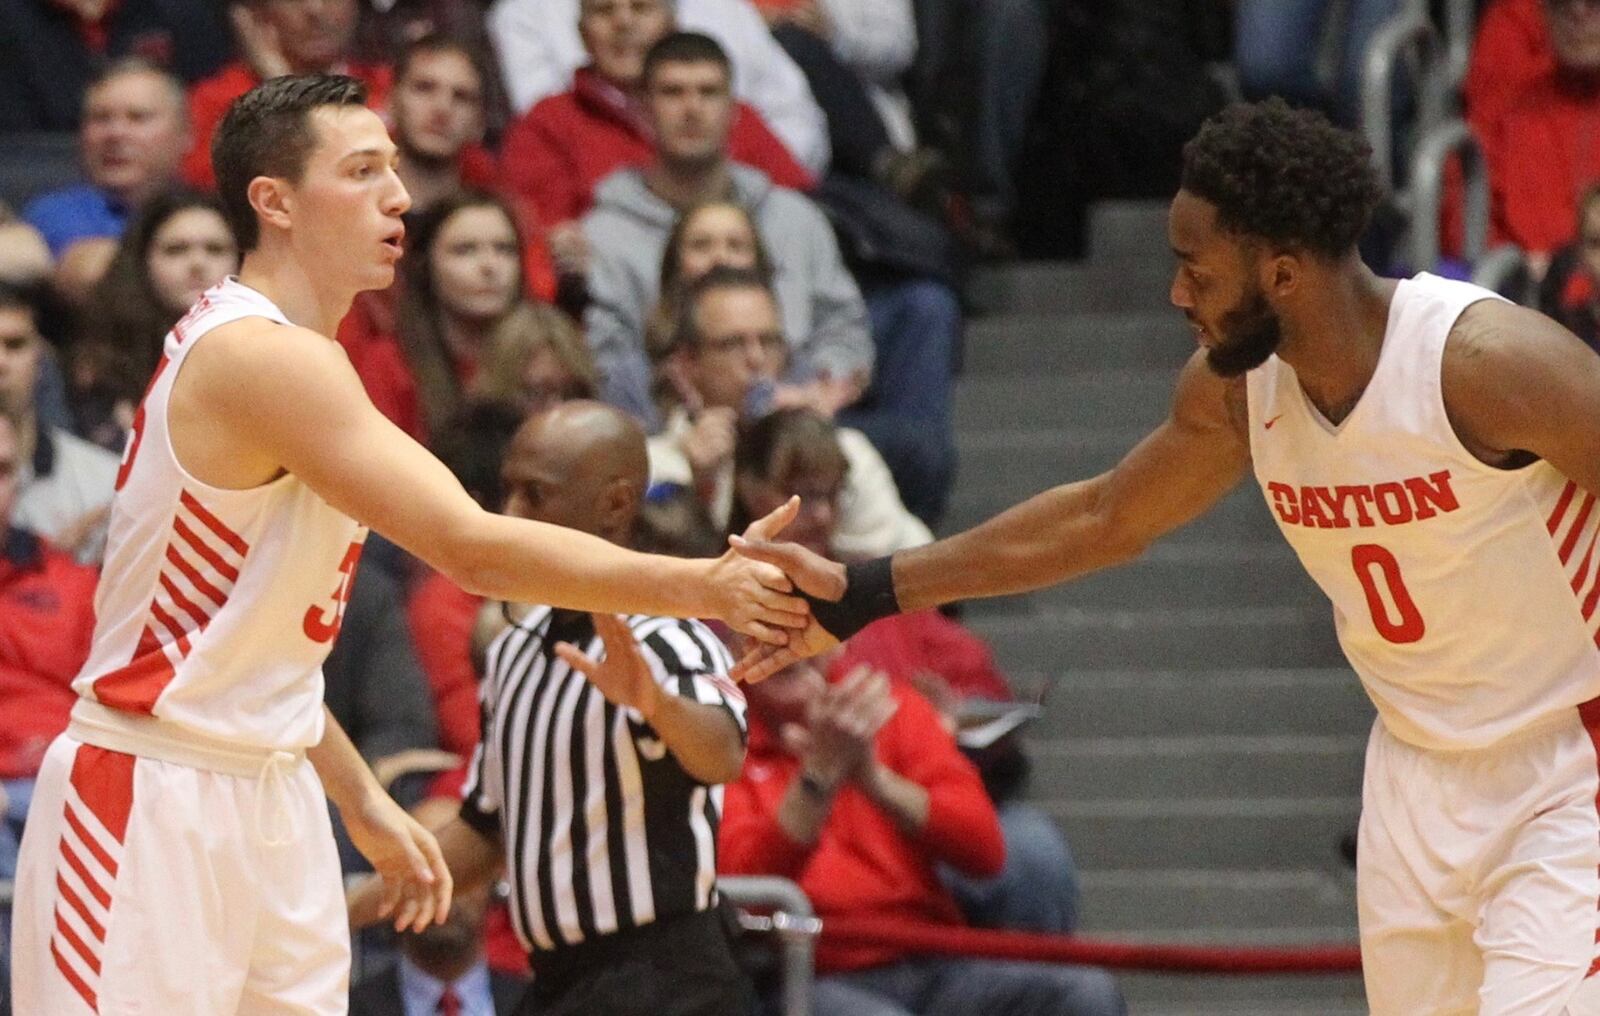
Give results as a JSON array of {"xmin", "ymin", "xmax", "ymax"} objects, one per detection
[
  {"xmin": 11, "ymin": 74, "xmax": 808, "ymax": 1016},
  {"xmin": 732, "ymin": 99, "xmax": 1600, "ymax": 1013}
]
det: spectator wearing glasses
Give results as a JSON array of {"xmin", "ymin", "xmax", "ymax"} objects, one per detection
[{"xmin": 649, "ymin": 266, "xmax": 930, "ymax": 559}]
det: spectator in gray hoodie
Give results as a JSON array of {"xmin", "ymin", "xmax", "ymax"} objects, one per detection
[{"xmin": 584, "ymin": 31, "xmax": 959, "ymax": 523}]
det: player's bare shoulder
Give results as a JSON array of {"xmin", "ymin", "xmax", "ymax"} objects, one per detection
[
  {"xmin": 1172, "ymin": 347, "xmax": 1252, "ymax": 452},
  {"xmin": 1441, "ymin": 297, "xmax": 1600, "ymax": 468},
  {"xmin": 169, "ymin": 318, "xmax": 363, "ymax": 488}
]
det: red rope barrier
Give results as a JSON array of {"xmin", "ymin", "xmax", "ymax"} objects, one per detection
[{"xmin": 820, "ymin": 916, "xmax": 1363, "ymax": 975}]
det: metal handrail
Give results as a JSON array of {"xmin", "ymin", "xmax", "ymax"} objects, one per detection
[
  {"xmin": 1438, "ymin": 0, "xmax": 1475, "ymax": 93},
  {"xmin": 720, "ymin": 875, "xmax": 819, "ymax": 1016},
  {"xmin": 1471, "ymin": 246, "xmax": 1534, "ymax": 305},
  {"xmin": 1407, "ymin": 118, "xmax": 1488, "ymax": 270},
  {"xmin": 1361, "ymin": 7, "xmax": 1442, "ymax": 192}
]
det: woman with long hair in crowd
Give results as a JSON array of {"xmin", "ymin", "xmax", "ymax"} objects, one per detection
[
  {"xmin": 73, "ymin": 190, "xmax": 239, "ymax": 447},
  {"xmin": 647, "ymin": 198, "xmax": 776, "ymax": 366},
  {"xmin": 394, "ymin": 189, "xmax": 570, "ymax": 440}
]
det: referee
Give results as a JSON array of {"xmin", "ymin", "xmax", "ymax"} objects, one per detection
[{"xmin": 352, "ymin": 402, "xmax": 758, "ymax": 1016}]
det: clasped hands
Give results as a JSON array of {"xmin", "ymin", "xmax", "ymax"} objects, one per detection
[{"xmin": 717, "ymin": 496, "xmax": 860, "ymax": 683}]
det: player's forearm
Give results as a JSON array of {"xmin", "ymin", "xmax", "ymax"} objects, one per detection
[
  {"xmin": 309, "ymin": 707, "xmax": 387, "ymax": 815},
  {"xmin": 442, "ymin": 513, "xmax": 717, "ymax": 619},
  {"xmin": 648, "ymin": 695, "xmax": 746, "ymax": 785},
  {"xmin": 893, "ymin": 477, "xmax": 1138, "ymax": 611}
]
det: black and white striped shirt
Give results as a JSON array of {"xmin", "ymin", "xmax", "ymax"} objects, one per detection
[{"xmin": 459, "ymin": 608, "xmax": 748, "ymax": 954}]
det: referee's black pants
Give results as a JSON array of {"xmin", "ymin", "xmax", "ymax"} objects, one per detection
[{"xmin": 516, "ymin": 906, "xmax": 755, "ymax": 1016}]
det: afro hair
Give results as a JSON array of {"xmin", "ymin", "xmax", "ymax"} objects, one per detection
[{"xmin": 1180, "ymin": 98, "xmax": 1384, "ymax": 258}]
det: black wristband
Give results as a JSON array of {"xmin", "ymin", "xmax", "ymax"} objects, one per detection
[{"xmin": 805, "ymin": 555, "xmax": 901, "ymax": 642}]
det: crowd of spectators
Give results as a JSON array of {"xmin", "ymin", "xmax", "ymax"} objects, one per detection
[{"xmin": 0, "ymin": 0, "xmax": 1593, "ymax": 1013}]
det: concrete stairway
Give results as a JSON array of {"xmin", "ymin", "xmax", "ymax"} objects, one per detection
[{"xmin": 955, "ymin": 202, "xmax": 1372, "ymax": 1013}]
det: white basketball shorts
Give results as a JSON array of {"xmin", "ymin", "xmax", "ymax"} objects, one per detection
[
  {"xmin": 9, "ymin": 731, "xmax": 349, "ymax": 1015},
  {"xmin": 1359, "ymin": 706, "xmax": 1600, "ymax": 1015}
]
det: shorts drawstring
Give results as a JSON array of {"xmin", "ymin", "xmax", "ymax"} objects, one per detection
[{"xmin": 254, "ymin": 750, "xmax": 300, "ymax": 848}]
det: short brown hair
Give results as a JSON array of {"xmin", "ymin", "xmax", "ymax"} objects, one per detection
[
  {"xmin": 642, "ymin": 31, "xmax": 731, "ymax": 90},
  {"xmin": 212, "ymin": 73, "xmax": 368, "ymax": 251}
]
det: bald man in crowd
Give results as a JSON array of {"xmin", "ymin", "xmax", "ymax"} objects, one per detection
[{"xmin": 353, "ymin": 400, "xmax": 756, "ymax": 1016}]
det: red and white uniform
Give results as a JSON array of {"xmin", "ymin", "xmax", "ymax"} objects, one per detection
[
  {"xmin": 13, "ymin": 279, "xmax": 364, "ymax": 1016},
  {"xmin": 1249, "ymin": 272, "xmax": 1600, "ymax": 1014}
]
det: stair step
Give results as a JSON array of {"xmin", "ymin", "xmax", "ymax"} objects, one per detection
[
  {"xmin": 963, "ymin": 312, "xmax": 1194, "ymax": 374},
  {"xmin": 971, "ymin": 258, "xmax": 1178, "ymax": 315},
  {"xmin": 964, "ymin": 604, "xmax": 1346, "ymax": 672},
  {"xmin": 1077, "ymin": 869, "xmax": 1357, "ymax": 935},
  {"xmin": 958, "ymin": 543, "xmax": 1323, "ymax": 611},
  {"xmin": 1120, "ymin": 974, "xmax": 1366, "ymax": 1013},
  {"xmin": 1004, "ymin": 668, "xmax": 1372, "ymax": 740},
  {"xmin": 954, "ymin": 371, "xmax": 1175, "ymax": 434},
  {"xmin": 1037, "ymin": 797, "xmax": 1361, "ymax": 870},
  {"xmin": 946, "ymin": 474, "xmax": 1286, "ymax": 545},
  {"xmin": 1030, "ymin": 735, "xmax": 1366, "ymax": 802}
]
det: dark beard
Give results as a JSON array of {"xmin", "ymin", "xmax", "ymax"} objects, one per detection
[{"xmin": 1205, "ymin": 287, "xmax": 1284, "ymax": 378}]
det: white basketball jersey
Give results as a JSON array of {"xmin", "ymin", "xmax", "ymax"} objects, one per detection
[
  {"xmin": 1247, "ymin": 273, "xmax": 1600, "ymax": 750},
  {"xmin": 74, "ymin": 279, "xmax": 366, "ymax": 751}
]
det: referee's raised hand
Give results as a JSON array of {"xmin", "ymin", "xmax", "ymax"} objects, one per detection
[{"xmin": 554, "ymin": 614, "xmax": 664, "ymax": 720}]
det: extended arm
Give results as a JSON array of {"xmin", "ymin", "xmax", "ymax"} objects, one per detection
[
  {"xmin": 733, "ymin": 350, "xmax": 1251, "ymax": 678},
  {"xmin": 891, "ymin": 351, "xmax": 1250, "ymax": 608},
  {"xmin": 178, "ymin": 322, "xmax": 804, "ymax": 642}
]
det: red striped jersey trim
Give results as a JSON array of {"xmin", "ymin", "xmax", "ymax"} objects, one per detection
[
  {"xmin": 1564, "ymin": 495, "xmax": 1598, "ymax": 564},
  {"xmin": 179, "ymin": 490, "xmax": 249, "ymax": 557},
  {"xmin": 50, "ymin": 746, "xmax": 134, "ymax": 1008},
  {"xmin": 1552, "ymin": 481, "xmax": 1579, "ymax": 535},
  {"xmin": 51, "ymin": 939, "xmax": 97, "ymax": 1010},
  {"xmin": 93, "ymin": 489, "xmax": 247, "ymax": 714},
  {"xmin": 1543, "ymin": 480, "xmax": 1600, "ymax": 647},
  {"xmin": 172, "ymin": 514, "xmax": 239, "ymax": 584}
]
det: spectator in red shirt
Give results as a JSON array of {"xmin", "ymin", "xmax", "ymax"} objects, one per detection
[
  {"xmin": 722, "ymin": 656, "xmax": 1125, "ymax": 1016},
  {"xmin": 0, "ymin": 408, "xmax": 100, "ymax": 888},
  {"xmin": 1466, "ymin": 0, "xmax": 1555, "ymax": 142},
  {"xmin": 181, "ymin": 0, "xmax": 392, "ymax": 190},
  {"xmin": 1481, "ymin": 0, "xmax": 1600, "ymax": 272},
  {"xmin": 498, "ymin": 0, "xmax": 814, "ymax": 286},
  {"xmin": 728, "ymin": 407, "xmax": 1085, "ymax": 937},
  {"xmin": 346, "ymin": 191, "xmax": 565, "ymax": 441}
]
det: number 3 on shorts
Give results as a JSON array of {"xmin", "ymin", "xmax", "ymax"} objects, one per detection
[{"xmin": 1352, "ymin": 543, "xmax": 1425, "ymax": 644}]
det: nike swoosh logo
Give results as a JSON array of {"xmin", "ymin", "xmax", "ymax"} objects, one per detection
[{"xmin": 1264, "ymin": 414, "xmax": 1284, "ymax": 430}]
